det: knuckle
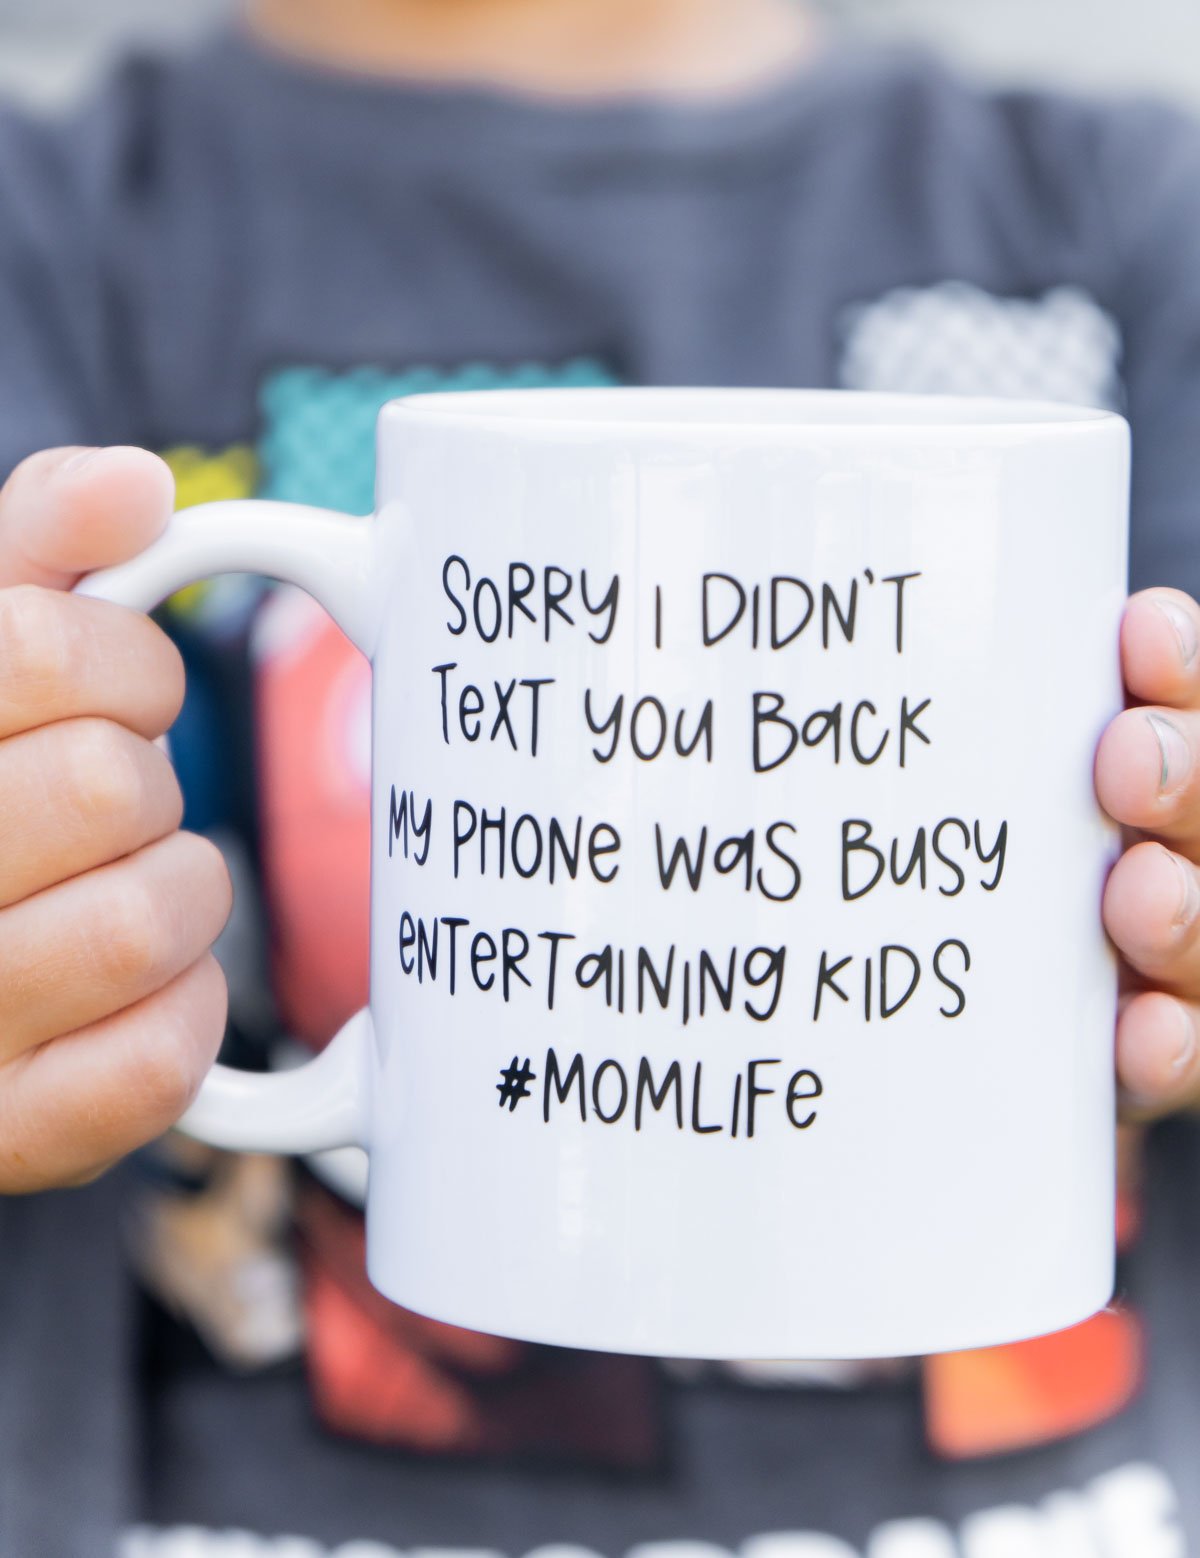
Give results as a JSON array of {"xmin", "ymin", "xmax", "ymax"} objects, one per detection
[
  {"xmin": 135, "ymin": 1028, "xmax": 207, "ymax": 1122},
  {"xmin": 153, "ymin": 751, "xmax": 186, "ymax": 832},
  {"xmin": 0, "ymin": 951, "xmax": 228, "ymax": 1190},
  {"xmin": 134, "ymin": 960, "xmax": 226, "ymax": 1123},
  {"xmin": 63, "ymin": 719, "xmax": 145, "ymax": 828},
  {"xmin": 8, "ymin": 446, "xmax": 71, "ymax": 486},
  {"xmin": 6, "ymin": 449, "xmax": 52, "ymax": 489},
  {"xmin": 179, "ymin": 833, "xmax": 234, "ymax": 926},
  {"xmin": 0, "ymin": 1083, "xmax": 106, "ymax": 1195},
  {"xmin": 152, "ymin": 627, "xmax": 187, "ymax": 720},
  {"xmin": 0, "ymin": 586, "xmax": 72, "ymax": 697},
  {"xmin": 102, "ymin": 878, "xmax": 166, "ymax": 988}
]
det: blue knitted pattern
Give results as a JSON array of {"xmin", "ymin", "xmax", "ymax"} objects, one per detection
[{"xmin": 258, "ymin": 358, "xmax": 619, "ymax": 514}]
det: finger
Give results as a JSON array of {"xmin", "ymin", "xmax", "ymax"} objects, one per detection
[
  {"xmin": 0, "ymin": 586, "xmax": 185, "ymax": 741},
  {"xmin": 1117, "ymin": 989, "xmax": 1200, "ymax": 1121},
  {"xmin": 0, "ymin": 831, "xmax": 232, "ymax": 1065},
  {"xmin": 0, "ymin": 953, "xmax": 227, "ymax": 1193},
  {"xmin": 1103, "ymin": 841, "xmax": 1200, "ymax": 997},
  {"xmin": 1122, "ymin": 589, "xmax": 1200, "ymax": 710},
  {"xmin": 0, "ymin": 719, "xmax": 183, "ymax": 908},
  {"xmin": 1095, "ymin": 704, "xmax": 1200, "ymax": 858},
  {"xmin": 0, "ymin": 446, "xmax": 174, "ymax": 590}
]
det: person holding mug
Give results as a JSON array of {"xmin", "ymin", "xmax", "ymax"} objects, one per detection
[
  {"xmin": 1, "ymin": 0, "xmax": 1200, "ymax": 1553},
  {"xmin": 2, "ymin": 426, "xmax": 1191, "ymax": 1185}
]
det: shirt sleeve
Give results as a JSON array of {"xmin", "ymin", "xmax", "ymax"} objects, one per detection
[
  {"xmin": 1093, "ymin": 96, "xmax": 1200, "ymax": 595},
  {"xmin": 0, "ymin": 81, "xmax": 147, "ymax": 479}
]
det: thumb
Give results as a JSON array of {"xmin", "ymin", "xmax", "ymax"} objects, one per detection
[{"xmin": 0, "ymin": 446, "xmax": 175, "ymax": 591}]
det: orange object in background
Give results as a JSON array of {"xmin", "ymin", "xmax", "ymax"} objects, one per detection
[
  {"xmin": 925, "ymin": 1307, "xmax": 1144, "ymax": 1461},
  {"xmin": 925, "ymin": 1129, "xmax": 1146, "ymax": 1462}
]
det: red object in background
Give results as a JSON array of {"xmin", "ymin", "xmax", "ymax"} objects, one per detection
[
  {"xmin": 257, "ymin": 592, "xmax": 663, "ymax": 1466},
  {"xmin": 255, "ymin": 589, "xmax": 371, "ymax": 1049},
  {"xmin": 298, "ymin": 1180, "xmax": 664, "ymax": 1466},
  {"xmin": 299, "ymin": 1181, "xmax": 526, "ymax": 1453}
]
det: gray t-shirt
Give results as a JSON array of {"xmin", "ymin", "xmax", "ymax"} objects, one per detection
[{"xmin": 2, "ymin": 27, "xmax": 1200, "ymax": 1558}]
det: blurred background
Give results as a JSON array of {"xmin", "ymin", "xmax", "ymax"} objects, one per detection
[
  {"xmin": 0, "ymin": 2, "xmax": 1192, "ymax": 1553},
  {"xmin": 1, "ymin": 0, "xmax": 1200, "ymax": 109}
]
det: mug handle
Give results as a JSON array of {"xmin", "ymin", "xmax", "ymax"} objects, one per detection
[{"xmin": 76, "ymin": 498, "xmax": 382, "ymax": 1153}]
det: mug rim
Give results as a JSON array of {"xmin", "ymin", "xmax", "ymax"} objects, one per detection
[{"xmin": 383, "ymin": 385, "xmax": 1124, "ymax": 438}]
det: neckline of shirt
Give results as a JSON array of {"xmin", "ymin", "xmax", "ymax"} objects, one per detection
[{"xmin": 208, "ymin": 22, "xmax": 920, "ymax": 168}]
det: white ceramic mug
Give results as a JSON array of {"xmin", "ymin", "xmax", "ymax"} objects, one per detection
[{"xmin": 81, "ymin": 388, "xmax": 1130, "ymax": 1359}]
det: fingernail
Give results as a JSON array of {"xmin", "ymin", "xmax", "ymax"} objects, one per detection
[
  {"xmin": 1172, "ymin": 1002, "xmax": 1196, "ymax": 1076},
  {"xmin": 1147, "ymin": 712, "xmax": 1191, "ymax": 794},
  {"xmin": 1157, "ymin": 598, "xmax": 1200, "ymax": 669},
  {"xmin": 1166, "ymin": 847, "xmax": 1200, "ymax": 928},
  {"xmin": 62, "ymin": 447, "xmax": 100, "ymax": 471}
]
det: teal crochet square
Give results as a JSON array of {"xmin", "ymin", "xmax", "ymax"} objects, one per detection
[{"xmin": 258, "ymin": 358, "xmax": 619, "ymax": 515}]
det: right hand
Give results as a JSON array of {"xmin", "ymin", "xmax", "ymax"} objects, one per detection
[{"xmin": 0, "ymin": 447, "xmax": 232, "ymax": 1193}]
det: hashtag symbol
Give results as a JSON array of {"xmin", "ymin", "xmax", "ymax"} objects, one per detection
[{"xmin": 497, "ymin": 1056, "xmax": 536, "ymax": 1112}]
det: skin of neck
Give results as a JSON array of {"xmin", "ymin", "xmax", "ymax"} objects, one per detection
[{"xmin": 246, "ymin": 0, "xmax": 818, "ymax": 98}]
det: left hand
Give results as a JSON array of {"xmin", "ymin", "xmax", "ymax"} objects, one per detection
[{"xmin": 1096, "ymin": 587, "xmax": 1200, "ymax": 1120}]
